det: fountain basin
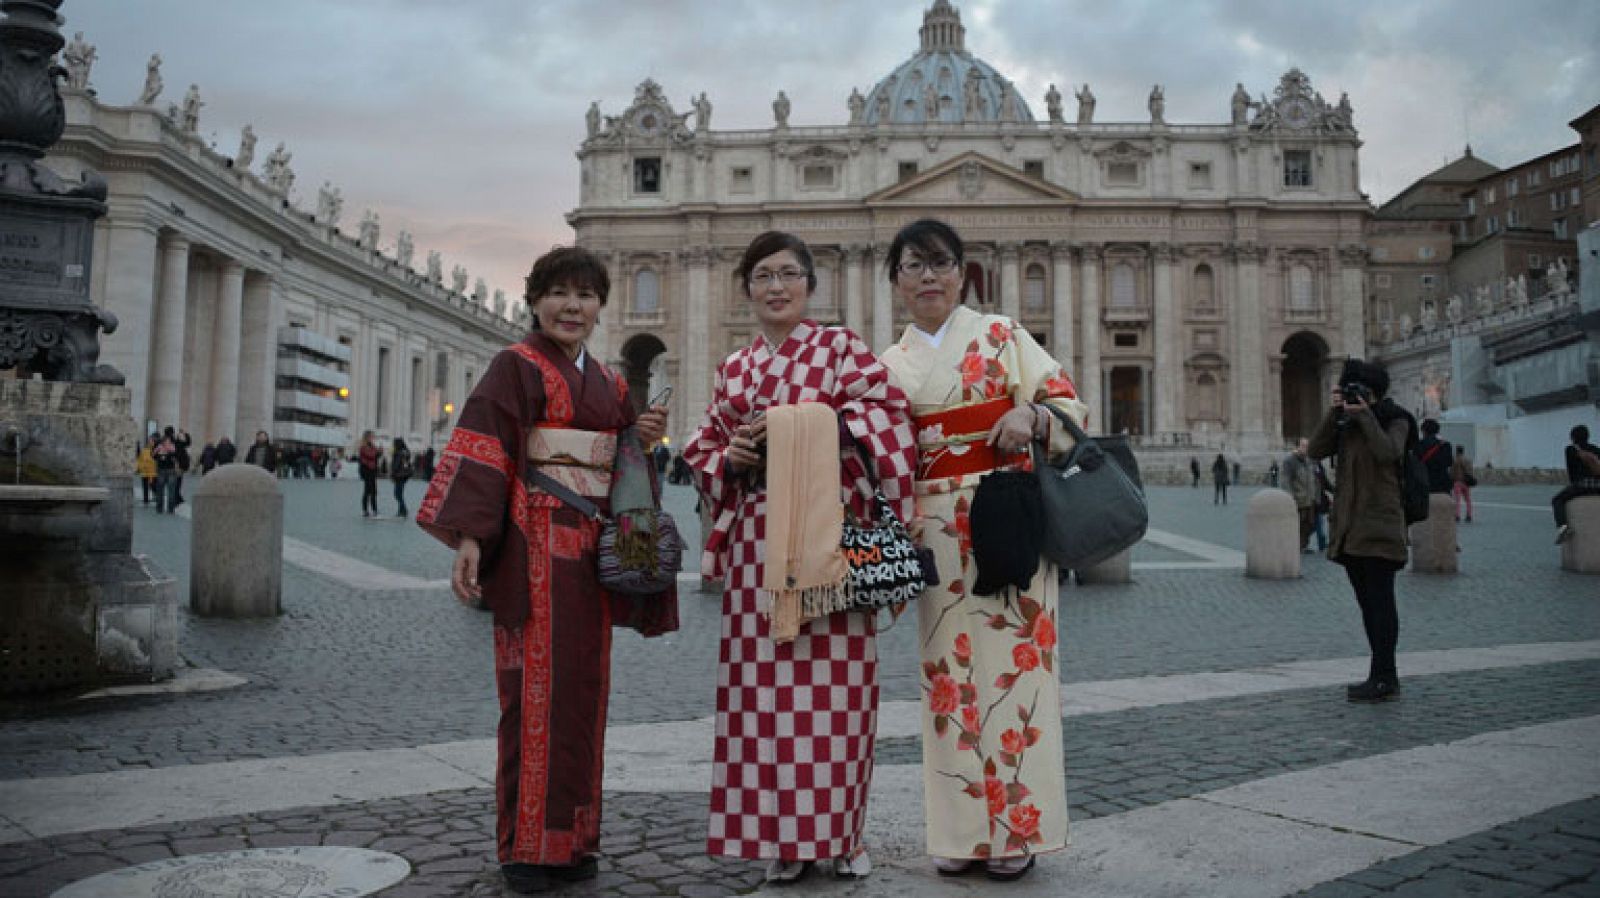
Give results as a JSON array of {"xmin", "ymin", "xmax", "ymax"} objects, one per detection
[{"xmin": 0, "ymin": 484, "xmax": 110, "ymax": 511}]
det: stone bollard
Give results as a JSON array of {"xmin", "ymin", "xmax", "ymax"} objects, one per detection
[
  {"xmin": 191, "ymin": 464, "xmax": 283, "ymax": 617},
  {"xmin": 1561, "ymin": 496, "xmax": 1600, "ymax": 574},
  {"xmin": 1076, "ymin": 548, "xmax": 1132, "ymax": 584},
  {"xmin": 1409, "ymin": 493, "xmax": 1458, "ymax": 574},
  {"xmin": 1246, "ymin": 489, "xmax": 1300, "ymax": 579}
]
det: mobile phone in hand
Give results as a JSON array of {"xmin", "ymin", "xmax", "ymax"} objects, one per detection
[{"xmin": 649, "ymin": 386, "xmax": 673, "ymax": 407}]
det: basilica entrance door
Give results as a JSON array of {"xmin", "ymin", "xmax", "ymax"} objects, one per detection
[
  {"xmin": 1280, "ymin": 331, "xmax": 1329, "ymax": 443},
  {"xmin": 1109, "ymin": 366, "xmax": 1145, "ymax": 436},
  {"xmin": 620, "ymin": 333, "xmax": 668, "ymax": 415}
]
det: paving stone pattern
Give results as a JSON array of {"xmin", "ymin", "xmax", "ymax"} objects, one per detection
[
  {"xmin": 1297, "ymin": 797, "xmax": 1600, "ymax": 897},
  {"xmin": 0, "ymin": 789, "xmax": 763, "ymax": 898}
]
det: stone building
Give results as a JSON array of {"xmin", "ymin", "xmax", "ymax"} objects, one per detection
[
  {"xmin": 1571, "ymin": 104, "xmax": 1600, "ymax": 228},
  {"xmin": 44, "ymin": 72, "xmax": 522, "ymax": 453},
  {"xmin": 570, "ymin": 0, "xmax": 1369, "ymax": 453}
]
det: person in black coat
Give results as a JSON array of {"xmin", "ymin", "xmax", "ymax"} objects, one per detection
[
  {"xmin": 1414, "ymin": 419, "xmax": 1453, "ymax": 494},
  {"xmin": 214, "ymin": 437, "xmax": 237, "ymax": 466},
  {"xmin": 1211, "ymin": 454, "xmax": 1230, "ymax": 505}
]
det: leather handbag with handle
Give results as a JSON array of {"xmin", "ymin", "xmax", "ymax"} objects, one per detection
[{"xmin": 1030, "ymin": 404, "xmax": 1148, "ymax": 569}]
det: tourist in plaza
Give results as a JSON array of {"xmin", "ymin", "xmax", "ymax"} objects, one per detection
[
  {"xmin": 878, "ymin": 218, "xmax": 1084, "ymax": 881},
  {"xmin": 417, "ymin": 245, "xmax": 674, "ymax": 895},
  {"xmin": 151, "ymin": 430, "xmax": 179, "ymax": 513},
  {"xmin": 357, "ymin": 432, "xmax": 379, "ymax": 517},
  {"xmin": 167, "ymin": 426, "xmax": 191, "ymax": 509},
  {"xmin": 214, "ymin": 436, "xmax": 236, "ymax": 466},
  {"xmin": 199, "ymin": 442, "xmax": 216, "ymax": 474},
  {"xmin": 1283, "ymin": 438, "xmax": 1316, "ymax": 552},
  {"xmin": 244, "ymin": 430, "xmax": 275, "ymax": 471},
  {"xmin": 1212, "ymin": 453, "xmax": 1230, "ymax": 504},
  {"xmin": 1309, "ymin": 359, "xmax": 1417, "ymax": 703},
  {"xmin": 389, "ymin": 437, "xmax": 412, "ymax": 518},
  {"xmin": 1451, "ymin": 445, "xmax": 1475, "ymax": 523},
  {"xmin": 1190, "ymin": 455, "xmax": 1200, "ymax": 487},
  {"xmin": 329, "ymin": 452, "xmax": 342, "ymax": 479},
  {"xmin": 683, "ymin": 230, "xmax": 915, "ymax": 883},
  {"xmin": 1313, "ymin": 459, "xmax": 1332, "ymax": 551},
  {"xmin": 135, "ymin": 435, "xmax": 157, "ymax": 504},
  {"xmin": 1415, "ymin": 419, "xmax": 1453, "ymax": 494},
  {"xmin": 418, "ymin": 447, "xmax": 436, "ymax": 482},
  {"xmin": 1553, "ymin": 424, "xmax": 1600, "ymax": 543}
]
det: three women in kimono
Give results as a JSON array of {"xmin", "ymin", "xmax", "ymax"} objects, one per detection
[
  {"xmin": 878, "ymin": 218, "xmax": 1084, "ymax": 881},
  {"xmin": 418, "ymin": 246, "xmax": 674, "ymax": 895}
]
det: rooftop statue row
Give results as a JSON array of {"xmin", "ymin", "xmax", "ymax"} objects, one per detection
[{"xmin": 1381, "ymin": 262, "xmax": 1577, "ymax": 345}]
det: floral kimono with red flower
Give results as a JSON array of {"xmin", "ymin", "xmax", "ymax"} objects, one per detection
[{"xmin": 880, "ymin": 305, "xmax": 1087, "ymax": 862}]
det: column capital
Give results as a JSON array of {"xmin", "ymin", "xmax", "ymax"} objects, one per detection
[
  {"xmin": 1152, "ymin": 242, "xmax": 1176, "ymax": 263},
  {"xmin": 1049, "ymin": 240, "xmax": 1074, "ymax": 259},
  {"xmin": 1079, "ymin": 243, "xmax": 1104, "ymax": 263},
  {"xmin": 1337, "ymin": 244, "xmax": 1367, "ymax": 265},
  {"xmin": 998, "ymin": 242, "xmax": 1022, "ymax": 260},
  {"xmin": 161, "ymin": 232, "xmax": 192, "ymax": 253},
  {"xmin": 1228, "ymin": 242, "xmax": 1264, "ymax": 263},
  {"xmin": 220, "ymin": 258, "xmax": 246, "ymax": 277}
]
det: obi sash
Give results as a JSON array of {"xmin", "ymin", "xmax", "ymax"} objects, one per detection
[
  {"xmin": 912, "ymin": 396, "xmax": 1023, "ymax": 481},
  {"xmin": 527, "ymin": 427, "xmax": 616, "ymax": 499}
]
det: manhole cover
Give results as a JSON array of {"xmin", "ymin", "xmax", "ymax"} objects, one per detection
[{"xmin": 51, "ymin": 846, "xmax": 410, "ymax": 898}]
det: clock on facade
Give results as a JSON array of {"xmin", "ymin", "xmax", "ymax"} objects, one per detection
[{"xmin": 1282, "ymin": 97, "xmax": 1314, "ymax": 129}]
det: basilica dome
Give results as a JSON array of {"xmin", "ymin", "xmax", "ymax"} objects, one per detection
[{"xmin": 862, "ymin": 1, "xmax": 1034, "ymax": 126}]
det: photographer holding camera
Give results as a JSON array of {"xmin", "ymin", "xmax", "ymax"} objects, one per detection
[{"xmin": 1308, "ymin": 359, "xmax": 1419, "ymax": 703}]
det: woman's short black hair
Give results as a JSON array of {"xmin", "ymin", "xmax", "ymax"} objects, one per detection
[
  {"xmin": 524, "ymin": 246, "xmax": 610, "ymax": 306},
  {"xmin": 735, "ymin": 231, "xmax": 816, "ymax": 296},
  {"xmin": 1574, "ymin": 424, "xmax": 1591, "ymax": 444},
  {"xmin": 886, "ymin": 218, "xmax": 964, "ymax": 283},
  {"xmin": 1339, "ymin": 357, "xmax": 1390, "ymax": 399},
  {"xmin": 1420, "ymin": 418, "xmax": 1440, "ymax": 436}
]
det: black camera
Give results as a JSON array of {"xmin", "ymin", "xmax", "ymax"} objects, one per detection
[{"xmin": 1341, "ymin": 382, "xmax": 1367, "ymax": 405}]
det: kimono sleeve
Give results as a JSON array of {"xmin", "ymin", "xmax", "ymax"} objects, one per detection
[
  {"xmin": 833, "ymin": 328, "xmax": 918, "ymax": 523},
  {"xmin": 416, "ymin": 350, "xmax": 529, "ymax": 553},
  {"xmin": 1003, "ymin": 318, "xmax": 1089, "ymax": 457},
  {"xmin": 682, "ymin": 355, "xmax": 743, "ymax": 576}
]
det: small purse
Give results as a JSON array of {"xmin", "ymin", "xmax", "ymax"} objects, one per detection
[
  {"xmin": 839, "ymin": 426, "xmax": 937, "ymax": 611},
  {"xmin": 1031, "ymin": 405, "xmax": 1148, "ymax": 569}
]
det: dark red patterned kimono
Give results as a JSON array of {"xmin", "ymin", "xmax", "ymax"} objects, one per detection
[{"xmin": 417, "ymin": 332, "xmax": 677, "ymax": 866}]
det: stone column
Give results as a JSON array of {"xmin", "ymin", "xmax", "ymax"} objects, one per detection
[
  {"xmin": 999, "ymin": 242, "xmax": 1022, "ymax": 321},
  {"xmin": 99, "ymin": 219, "xmax": 161, "ymax": 427},
  {"xmin": 1078, "ymin": 245, "xmax": 1103, "ymax": 428},
  {"xmin": 844, "ymin": 244, "xmax": 866, "ymax": 337},
  {"xmin": 1337, "ymin": 245, "xmax": 1367, "ymax": 360},
  {"xmin": 872, "ymin": 245, "xmax": 894, "ymax": 352},
  {"xmin": 1152, "ymin": 243, "xmax": 1179, "ymax": 436},
  {"xmin": 237, "ymin": 273, "xmax": 280, "ymax": 440},
  {"xmin": 683, "ymin": 248, "xmax": 712, "ymax": 439},
  {"xmin": 206, "ymin": 261, "xmax": 245, "ymax": 446},
  {"xmin": 1232, "ymin": 243, "xmax": 1266, "ymax": 447},
  {"xmin": 148, "ymin": 234, "xmax": 192, "ymax": 429},
  {"xmin": 1050, "ymin": 241, "xmax": 1074, "ymax": 370}
]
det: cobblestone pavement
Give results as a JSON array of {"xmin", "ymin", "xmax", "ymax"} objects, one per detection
[{"xmin": 1, "ymin": 481, "xmax": 1596, "ymax": 896}]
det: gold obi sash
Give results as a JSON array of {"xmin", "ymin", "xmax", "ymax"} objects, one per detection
[
  {"xmin": 527, "ymin": 427, "xmax": 616, "ymax": 499},
  {"xmin": 912, "ymin": 396, "xmax": 1022, "ymax": 481}
]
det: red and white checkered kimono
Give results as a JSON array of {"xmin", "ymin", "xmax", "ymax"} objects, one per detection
[{"xmin": 683, "ymin": 320, "xmax": 916, "ymax": 862}]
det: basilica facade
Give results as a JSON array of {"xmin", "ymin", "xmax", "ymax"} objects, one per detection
[{"xmin": 571, "ymin": 1, "xmax": 1370, "ymax": 453}]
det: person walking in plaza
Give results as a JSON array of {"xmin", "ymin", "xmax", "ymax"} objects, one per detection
[
  {"xmin": 1283, "ymin": 438, "xmax": 1316, "ymax": 553},
  {"xmin": 357, "ymin": 432, "xmax": 379, "ymax": 517},
  {"xmin": 1212, "ymin": 453, "xmax": 1230, "ymax": 505},
  {"xmin": 417, "ymin": 245, "xmax": 675, "ymax": 895},
  {"xmin": 214, "ymin": 436, "xmax": 236, "ymax": 467},
  {"xmin": 244, "ymin": 430, "xmax": 275, "ymax": 472},
  {"xmin": 683, "ymin": 231, "xmax": 916, "ymax": 884},
  {"xmin": 135, "ymin": 435, "xmax": 157, "ymax": 505},
  {"xmin": 1415, "ymin": 419, "xmax": 1452, "ymax": 494},
  {"xmin": 418, "ymin": 447, "xmax": 436, "ymax": 482},
  {"xmin": 199, "ymin": 442, "xmax": 217, "ymax": 474},
  {"xmin": 389, "ymin": 437, "xmax": 413, "ymax": 518},
  {"xmin": 151, "ymin": 430, "xmax": 179, "ymax": 513},
  {"xmin": 1313, "ymin": 458, "xmax": 1332, "ymax": 551},
  {"xmin": 1450, "ymin": 445, "xmax": 1475, "ymax": 523},
  {"xmin": 168, "ymin": 427, "xmax": 191, "ymax": 508},
  {"xmin": 878, "ymin": 218, "xmax": 1083, "ymax": 881},
  {"xmin": 1190, "ymin": 455, "xmax": 1201, "ymax": 487},
  {"xmin": 1553, "ymin": 424, "xmax": 1600, "ymax": 543},
  {"xmin": 1309, "ymin": 358, "xmax": 1416, "ymax": 704}
]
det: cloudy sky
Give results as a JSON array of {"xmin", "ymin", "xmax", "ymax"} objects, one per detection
[{"xmin": 64, "ymin": 0, "xmax": 1598, "ymax": 299}]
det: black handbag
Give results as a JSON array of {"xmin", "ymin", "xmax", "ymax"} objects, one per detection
[
  {"xmin": 839, "ymin": 427, "xmax": 938, "ymax": 611},
  {"xmin": 1031, "ymin": 405, "xmax": 1148, "ymax": 569}
]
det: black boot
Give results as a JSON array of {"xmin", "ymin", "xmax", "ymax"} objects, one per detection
[
  {"xmin": 1348, "ymin": 675, "xmax": 1399, "ymax": 703},
  {"xmin": 502, "ymin": 863, "xmax": 550, "ymax": 894}
]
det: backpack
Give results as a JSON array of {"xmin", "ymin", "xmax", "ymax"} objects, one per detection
[
  {"xmin": 392, "ymin": 450, "xmax": 413, "ymax": 479},
  {"xmin": 1400, "ymin": 452, "xmax": 1430, "ymax": 524}
]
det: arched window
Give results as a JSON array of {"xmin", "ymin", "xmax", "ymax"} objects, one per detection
[
  {"xmin": 632, "ymin": 268, "xmax": 659, "ymax": 314},
  {"xmin": 1195, "ymin": 372, "xmax": 1220, "ymax": 420},
  {"xmin": 812, "ymin": 265, "xmax": 833, "ymax": 311},
  {"xmin": 1192, "ymin": 264, "xmax": 1215, "ymax": 312},
  {"xmin": 1289, "ymin": 264, "xmax": 1314, "ymax": 312},
  {"xmin": 1111, "ymin": 263, "xmax": 1137, "ymax": 308},
  {"xmin": 1024, "ymin": 263, "xmax": 1047, "ymax": 310}
]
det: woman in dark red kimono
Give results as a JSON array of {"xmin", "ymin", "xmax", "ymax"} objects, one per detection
[{"xmin": 417, "ymin": 247, "xmax": 673, "ymax": 894}]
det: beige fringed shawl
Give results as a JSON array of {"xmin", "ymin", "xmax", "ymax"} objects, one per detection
[{"xmin": 760, "ymin": 402, "xmax": 851, "ymax": 643}]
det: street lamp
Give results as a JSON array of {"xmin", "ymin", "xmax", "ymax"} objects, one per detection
[{"xmin": 430, "ymin": 401, "xmax": 455, "ymax": 447}]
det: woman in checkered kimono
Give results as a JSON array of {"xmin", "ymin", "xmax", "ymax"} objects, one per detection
[
  {"xmin": 879, "ymin": 219, "xmax": 1086, "ymax": 882},
  {"xmin": 683, "ymin": 231, "xmax": 916, "ymax": 882}
]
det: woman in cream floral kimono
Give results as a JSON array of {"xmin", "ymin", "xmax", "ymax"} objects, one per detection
[{"xmin": 878, "ymin": 219, "xmax": 1087, "ymax": 882}]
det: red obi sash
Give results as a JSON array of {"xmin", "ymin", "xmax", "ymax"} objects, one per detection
[{"xmin": 912, "ymin": 397, "xmax": 1019, "ymax": 481}]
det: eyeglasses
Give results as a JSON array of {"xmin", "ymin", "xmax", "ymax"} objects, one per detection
[
  {"xmin": 896, "ymin": 256, "xmax": 959, "ymax": 278},
  {"xmin": 749, "ymin": 268, "xmax": 809, "ymax": 288}
]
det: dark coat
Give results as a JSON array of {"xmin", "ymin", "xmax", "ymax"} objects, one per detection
[
  {"xmin": 1415, "ymin": 436, "xmax": 1453, "ymax": 493},
  {"xmin": 1309, "ymin": 403, "xmax": 1414, "ymax": 567}
]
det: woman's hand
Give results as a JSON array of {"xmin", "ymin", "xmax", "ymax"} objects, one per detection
[
  {"xmin": 986, "ymin": 405, "xmax": 1038, "ymax": 453},
  {"xmin": 452, "ymin": 536, "xmax": 483, "ymax": 606},
  {"xmin": 635, "ymin": 405, "xmax": 669, "ymax": 446},
  {"xmin": 725, "ymin": 417, "xmax": 767, "ymax": 474}
]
